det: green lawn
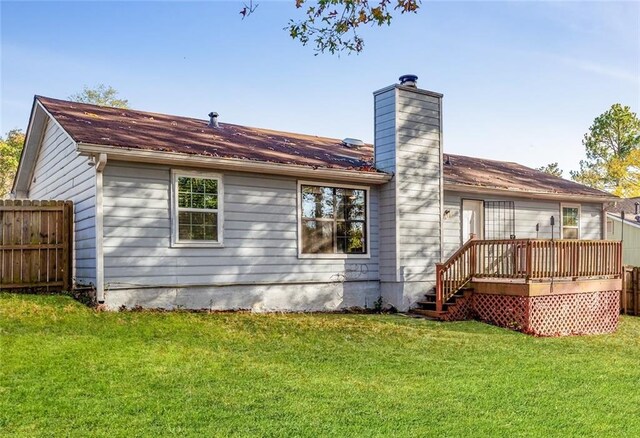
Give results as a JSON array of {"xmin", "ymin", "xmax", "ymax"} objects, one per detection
[{"xmin": 1, "ymin": 294, "xmax": 639, "ymax": 437}]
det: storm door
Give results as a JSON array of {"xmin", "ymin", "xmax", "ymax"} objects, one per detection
[{"xmin": 461, "ymin": 199, "xmax": 484, "ymax": 243}]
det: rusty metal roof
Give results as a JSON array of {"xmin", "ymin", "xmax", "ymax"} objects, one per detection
[
  {"xmin": 37, "ymin": 96, "xmax": 377, "ymax": 173},
  {"xmin": 37, "ymin": 96, "xmax": 614, "ymax": 199},
  {"xmin": 443, "ymin": 153, "xmax": 613, "ymax": 199}
]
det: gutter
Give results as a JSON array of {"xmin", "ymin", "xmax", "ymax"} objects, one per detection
[
  {"xmin": 77, "ymin": 143, "xmax": 392, "ymax": 185},
  {"xmin": 444, "ymin": 183, "xmax": 618, "ymax": 203}
]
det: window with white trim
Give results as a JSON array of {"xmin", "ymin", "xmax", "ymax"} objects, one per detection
[
  {"xmin": 561, "ymin": 204, "xmax": 580, "ymax": 239},
  {"xmin": 300, "ymin": 184, "xmax": 367, "ymax": 255},
  {"xmin": 172, "ymin": 171, "xmax": 222, "ymax": 245}
]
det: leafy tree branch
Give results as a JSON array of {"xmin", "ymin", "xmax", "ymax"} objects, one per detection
[
  {"xmin": 537, "ymin": 162, "xmax": 563, "ymax": 178},
  {"xmin": 69, "ymin": 84, "xmax": 129, "ymax": 108},
  {"xmin": 571, "ymin": 104, "xmax": 640, "ymax": 197},
  {"xmin": 243, "ymin": 0, "xmax": 421, "ymax": 54},
  {"xmin": 0, "ymin": 129, "xmax": 25, "ymax": 198}
]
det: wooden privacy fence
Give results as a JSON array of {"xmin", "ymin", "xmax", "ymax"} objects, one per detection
[
  {"xmin": 622, "ymin": 266, "xmax": 639, "ymax": 316},
  {"xmin": 0, "ymin": 200, "xmax": 73, "ymax": 292}
]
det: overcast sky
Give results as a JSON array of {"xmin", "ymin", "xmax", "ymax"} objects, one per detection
[{"xmin": 1, "ymin": 1, "xmax": 638, "ymax": 176}]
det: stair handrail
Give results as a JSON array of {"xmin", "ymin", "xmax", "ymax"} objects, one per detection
[{"xmin": 435, "ymin": 235, "xmax": 477, "ymax": 312}]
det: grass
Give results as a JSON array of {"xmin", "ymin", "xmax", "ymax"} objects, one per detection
[{"xmin": 1, "ymin": 294, "xmax": 639, "ymax": 437}]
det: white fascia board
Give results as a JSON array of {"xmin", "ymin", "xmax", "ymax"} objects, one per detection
[
  {"xmin": 13, "ymin": 99, "xmax": 81, "ymax": 196},
  {"xmin": 12, "ymin": 101, "xmax": 44, "ymax": 195}
]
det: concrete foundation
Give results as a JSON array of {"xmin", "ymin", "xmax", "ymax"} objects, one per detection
[
  {"xmin": 103, "ymin": 280, "xmax": 380, "ymax": 312},
  {"xmin": 381, "ymin": 280, "xmax": 435, "ymax": 312}
]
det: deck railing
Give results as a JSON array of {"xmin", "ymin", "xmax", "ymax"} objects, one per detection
[{"xmin": 435, "ymin": 239, "xmax": 622, "ymax": 312}]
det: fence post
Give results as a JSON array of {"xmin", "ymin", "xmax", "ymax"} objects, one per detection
[
  {"xmin": 631, "ymin": 267, "xmax": 640, "ymax": 316},
  {"xmin": 62, "ymin": 201, "xmax": 73, "ymax": 292}
]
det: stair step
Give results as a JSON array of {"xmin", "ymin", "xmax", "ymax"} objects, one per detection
[
  {"xmin": 422, "ymin": 293, "xmax": 465, "ymax": 303},
  {"xmin": 410, "ymin": 308, "xmax": 447, "ymax": 319},
  {"xmin": 415, "ymin": 301, "xmax": 458, "ymax": 311}
]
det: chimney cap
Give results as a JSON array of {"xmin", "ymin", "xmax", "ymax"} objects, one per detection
[{"xmin": 399, "ymin": 74, "xmax": 418, "ymax": 86}]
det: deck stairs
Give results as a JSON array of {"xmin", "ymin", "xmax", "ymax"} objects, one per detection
[{"xmin": 410, "ymin": 287, "xmax": 473, "ymax": 319}]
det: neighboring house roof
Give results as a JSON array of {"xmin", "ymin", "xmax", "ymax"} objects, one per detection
[
  {"xmin": 32, "ymin": 96, "xmax": 614, "ymax": 201},
  {"xmin": 606, "ymin": 197, "xmax": 640, "ymax": 226},
  {"xmin": 607, "ymin": 213, "xmax": 640, "ymax": 229},
  {"xmin": 36, "ymin": 96, "xmax": 377, "ymax": 173},
  {"xmin": 607, "ymin": 197, "xmax": 640, "ymax": 215}
]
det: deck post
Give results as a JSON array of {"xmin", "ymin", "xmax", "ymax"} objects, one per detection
[
  {"xmin": 435, "ymin": 263, "xmax": 443, "ymax": 313},
  {"xmin": 470, "ymin": 241, "xmax": 477, "ymax": 278},
  {"xmin": 525, "ymin": 240, "xmax": 533, "ymax": 281}
]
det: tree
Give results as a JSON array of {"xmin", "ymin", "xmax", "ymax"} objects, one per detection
[
  {"xmin": 243, "ymin": 0, "xmax": 420, "ymax": 54},
  {"xmin": 607, "ymin": 148, "xmax": 640, "ymax": 197},
  {"xmin": 571, "ymin": 104, "xmax": 640, "ymax": 197},
  {"xmin": 69, "ymin": 84, "xmax": 129, "ymax": 108},
  {"xmin": 537, "ymin": 162, "xmax": 563, "ymax": 178},
  {"xmin": 0, "ymin": 129, "xmax": 25, "ymax": 198}
]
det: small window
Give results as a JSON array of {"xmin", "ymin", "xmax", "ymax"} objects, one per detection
[
  {"xmin": 606, "ymin": 219, "xmax": 614, "ymax": 235},
  {"xmin": 561, "ymin": 204, "xmax": 580, "ymax": 239},
  {"xmin": 171, "ymin": 170, "xmax": 223, "ymax": 246},
  {"xmin": 299, "ymin": 183, "xmax": 367, "ymax": 256}
]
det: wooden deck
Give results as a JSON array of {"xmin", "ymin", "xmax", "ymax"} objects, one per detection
[
  {"xmin": 414, "ymin": 239, "xmax": 624, "ymax": 335},
  {"xmin": 470, "ymin": 277, "xmax": 622, "ymax": 297},
  {"xmin": 434, "ymin": 238, "xmax": 623, "ymax": 312}
]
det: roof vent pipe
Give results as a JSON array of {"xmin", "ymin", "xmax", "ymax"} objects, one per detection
[
  {"xmin": 208, "ymin": 112, "xmax": 219, "ymax": 128},
  {"xmin": 399, "ymin": 74, "xmax": 418, "ymax": 87}
]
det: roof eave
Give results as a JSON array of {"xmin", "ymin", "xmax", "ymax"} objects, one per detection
[
  {"xmin": 76, "ymin": 143, "xmax": 392, "ymax": 185},
  {"xmin": 444, "ymin": 183, "xmax": 617, "ymax": 203},
  {"xmin": 11, "ymin": 99, "xmax": 60, "ymax": 197}
]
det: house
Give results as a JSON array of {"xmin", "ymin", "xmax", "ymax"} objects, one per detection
[
  {"xmin": 606, "ymin": 197, "xmax": 640, "ymax": 265},
  {"xmin": 11, "ymin": 76, "xmax": 623, "ymax": 335}
]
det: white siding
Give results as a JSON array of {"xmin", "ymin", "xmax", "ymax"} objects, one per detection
[
  {"xmin": 28, "ymin": 119, "xmax": 96, "ymax": 285},
  {"xmin": 374, "ymin": 90, "xmax": 397, "ymax": 281},
  {"xmin": 374, "ymin": 85, "xmax": 443, "ymax": 310},
  {"xmin": 395, "ymin": 88, "xmax": 441, "ymax": 281},
  {"xmin": 102, "ymin": 161, "xmax": 380, "ymax": 289},
  {"xmin": 580, "ymin": 203, "xmax": 603, "ymax": 240},
  {"xmin": 443, "ymin": 190, "xmax": 604, "ymax": 258},
  {"xmin": 607, "ymin": 215, "xmax": 640, "ymax": 265}
]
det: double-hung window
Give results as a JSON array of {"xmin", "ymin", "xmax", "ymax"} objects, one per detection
[
  {"xmin": 171, "ymin": 170, "xmax": 223, "ymax": 246},
  {"xmin": 299, "ymin": 183, "xmax": 368, "ymax": 257},
  {"xmin": 561, "ymin": 204, "xmax": 580, "ymax": 239}
]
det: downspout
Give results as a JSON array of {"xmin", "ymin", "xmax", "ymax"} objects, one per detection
[{"xmin": 94, "ymin": 153, "xmax": 107, "ymax": 303}]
